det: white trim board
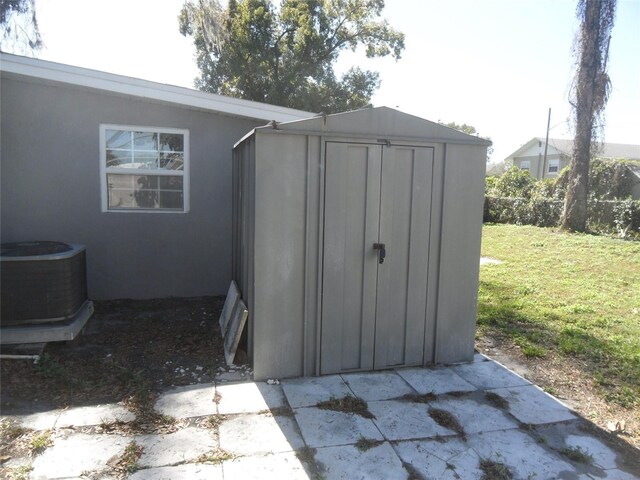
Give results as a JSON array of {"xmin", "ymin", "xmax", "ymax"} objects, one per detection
[{"xmin": 0, "ymin": 53, "xmax": 314, "ymax": 123}]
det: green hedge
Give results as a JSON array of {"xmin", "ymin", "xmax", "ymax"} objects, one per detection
[{"xmin": 484, "ymin": 196, "xmax": 640, "ymax": 238}]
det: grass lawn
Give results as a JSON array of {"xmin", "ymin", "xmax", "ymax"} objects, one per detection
[{"xmin": 478, "ymin": 224, "xmax": 640, "ymax": 410}]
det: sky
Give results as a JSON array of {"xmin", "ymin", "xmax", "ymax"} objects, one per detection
[{"xmin": 20, "ymin": 0, "xmax": 640, "ymax": 164}]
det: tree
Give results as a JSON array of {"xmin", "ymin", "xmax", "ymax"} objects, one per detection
[
  {"xmin": 179, "ymin": 0, "xmax": 404, "ymax": 113},
  {"xmin": 0, "ymin": 0, "xmax": 42, "ymax": 54},
  {"xmin": 441, "ymin": 121, "xmax": 493, "ymax": 161},
  {"xmin": 561, "ymin": 0, "xmax": 616, "ymax": 232}
]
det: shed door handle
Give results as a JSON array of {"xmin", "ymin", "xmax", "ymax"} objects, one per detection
[{"xmin": 373, "ymin": 243, "xmax": 386, "ymax": 264}]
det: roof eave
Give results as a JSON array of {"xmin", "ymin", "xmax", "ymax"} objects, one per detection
[{"xmin": 0, "ymin": 53, "xmax": 314, "ymax": 123}]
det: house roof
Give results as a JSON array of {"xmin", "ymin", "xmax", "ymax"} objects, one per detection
[
  {"xmin": 0, "ymin": 53, "xmax": 313, "ymax": 123},
  {"xmin": 251, "ymin": 106, "xmax": 492, "ymax": 146},
  {"xmin": 505, "ymin": 137, "xmax": 640, "ymax": 161}
]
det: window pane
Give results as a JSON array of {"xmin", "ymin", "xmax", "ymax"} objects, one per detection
[
  {"xmin": 159, "ymin": 176, "xmax": 183, "ymax": 209},
  {"xmin": 134, "ymin": 131, "xmax": 158, "ymax": 151},
  {"xmin": 106, "ymin": 129, "xmax": 131, "ymax": 149},
  {"xmin": 107, "ymin": 174, "xmax": 160, "ymax": 209},
  {"xmin": 160, "ymin": 152, "xmax": 184, "ymax": 170},
  {"xmin": 160, "ymin": 191, "xmax": 184, "ymax": 209},
  {"xmin": 107, "ymin": 174, "xmax": 184, "ymax": 210},
  {"xmin": 133, "ymin": 175, "xmax": 160, "ymax": 208},
  {"xmin": 133, "ymin": 152, "xmax": 159, "ymax": 169},
  {"xmin": 107, "ymin": 174, "xmax": 135, "ymax": 208},
  {"xmin": 106, "ymin": 149, "xmax": 133, "ymax": 167},
  {"xmin": 159, "ymin": 133, "xmax": 184, "ymax": 152},
  {"xmin": 159, "ymin": 175, "xmax": 183, "ymax": 191}
]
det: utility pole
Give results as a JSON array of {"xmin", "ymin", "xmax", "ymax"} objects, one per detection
[{"xmin": 542, "ymin": 107, "xmax": 551, "ymax": 178}]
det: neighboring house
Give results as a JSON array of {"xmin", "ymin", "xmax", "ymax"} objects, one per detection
[
  {"xmin": 0, "ymin": 53, "xmax": 312, "ymax": 300},
  {"xmin": 505, "ymin": 137, "xmax": 640, "ymax": 183}
]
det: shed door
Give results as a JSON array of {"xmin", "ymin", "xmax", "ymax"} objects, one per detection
[{"xmin": 320, "ymin": 142, "xmax": 434, "ymax": 374}]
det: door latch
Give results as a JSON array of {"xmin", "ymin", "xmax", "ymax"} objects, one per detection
[{"xmin": 373, "ymin": 243, "xmax": 386, "ymax": 264}]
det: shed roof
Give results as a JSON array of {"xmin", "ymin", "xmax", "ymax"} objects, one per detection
[
  {"xmin": 254, "ymin": 107, "xmax": 492, "ymax": 146},
  {"xmin": 0, "ymin": 53, "xmax": 313, "ymax": 123}
]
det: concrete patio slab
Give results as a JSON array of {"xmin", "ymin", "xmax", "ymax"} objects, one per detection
[
  {"xmin": 219, "ymin": 413, "xmax": 304, "ymax": 455},
  {"xmin": 340, "ymin": 371, "xmax": 415, "ymax": 401},
  {"xmin": 394, "ymin": 438, "xmax": 483, "ymax": 480},
  {"xmin": 221, "ymin": 452, "xmax": 309, "ymax": 480},
  {"xmin": 154, "ymin": 383, "xmax": 217, "ymax": 419},
  {"xmin": 428, "ymin": 396, "xmax": 520, "ymax": 435},
  {"xmin": 536, "ymin": 422, "xmax": 632, "ymax": 474},
  {"xmin": 452, "ymin": 360, "xmax": 532, "ymax": 390},
  {"xmin": 7, "ymin": 359, "xmax": 638, "ymax": 480},
  {"xmin": 368, "ymin": 400, "xmax": 456, "ymax": 441},
  {"xmin": 488, "ymin": 385, "xmax": 577, "ymax": 425},
  {"xmin": 216, "ymin": 382, "xmax": 286, "ymax": 414},
  {"xmin": 30, "ymin": 433, "xmax": 128, "ymax": 480},
  {"xmin": 315, "ymin": 442, "xmax": 406, "ymax": 480},
  {"xmin": 16, "ymin": 410, "xmax": 60, "ymax": 430},
  {"xmin": 136, "ymin": 427, "xmax": 215, "ymax": 468},
  {"xmin": 468, "ymin": 429, "xmax": 579, "ymax": 480},
  {"xmin": 396, "ymin": 367, "xmax": 477, "ymax": 395},
  {"xmin": 294, "ymin": 407, "xmax": 383, "ymax": 448},
  {"xmin": 128, "ymin": 464, "xmax": 223, "ymax": 480},
  {"xmin": 56, "ymin": 403, "xmax": 135, "ymax": 428},
  {"xmin": 282, "ymin": 375, "xmax": 352, "ymax": 408},
  {"xmin": 565, "ymin": 434, "xmax": 619, "ymax": 470}
]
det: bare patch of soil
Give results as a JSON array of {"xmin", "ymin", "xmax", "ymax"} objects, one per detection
[{"xmin": 1, "ymin": 296, "xmax": 226, "ymax": 412}]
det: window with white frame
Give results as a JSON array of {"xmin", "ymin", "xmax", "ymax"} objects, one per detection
[
  {"xmin": 520, "ymin": 160, "xmax": 530, "ymax": 172},
  {"xmin": 548, "ymin": 158, "xmax": 560, "ymax": 174},
  {"xmin": 100, "ymin": 125, "xmax": 189, "ymax": 212}
]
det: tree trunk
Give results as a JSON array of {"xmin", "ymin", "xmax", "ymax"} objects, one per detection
[{"xmin": 562, "ymin": 0, "xmax": 605, "ymax": 232}]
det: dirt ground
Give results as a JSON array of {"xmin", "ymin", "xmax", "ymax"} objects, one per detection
[{"xmin": 1, "ymin": 296, "xmax": 232, "ymax": 413}]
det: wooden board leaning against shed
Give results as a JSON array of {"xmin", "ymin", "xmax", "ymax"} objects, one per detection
[
  {"xmin": 224, "ymin": 299, "xmax": 248, "ymax": 366},
  {"xmin": 219, "ymin": 281, "xmax": 240, "ymax": 336}
]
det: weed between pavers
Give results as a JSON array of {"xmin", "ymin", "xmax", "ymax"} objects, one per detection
[
  {"xmin": 428, "ymin": 408, "xmax": 466, "ymax": 439},
  {"xmin": 403, "ymin": 461, "xmax": 426, "ymax": 480},
  {"xmin": 10, "ymin": 465, "xmax": 33, "ymax": 480},
  {"xmin": 114, "ymin": 440, "xmax": 143, "ymax": 476},
  {"xmin": 316, "ymin": 396, "xmax": 375, "ymax": 419},
  {"xmin": 559, "ymin": 445, "xmax": 593, "ymax": 464},
  {"xmin": 196, "ymin": 448, "xmax": 234, "ymax": 464},
  {"xmin": 120, "ymin": 383, "xmax": 178, "ymax": 434},
  {"xmin": 446, "ymin": 391, "xmax": 469, "ymax": 398},
  {"xmin": 485, "ymin": 391, "xmax": 510, "ymax": 410},
  {"xmin": 255, "ymin": 406, "xmax": 295, "ymax": 417},
  {"xmin": 295, "ymin": 446, "xmax": 325, "ymax": 480},
  {"xmin": 445, "ymin": 463, "xmax": 463, "ymax": 480},
  {"xmin": 354, "ymin": 436, "xmax": 382, "ymax": 452},
  {"xmin": 398, "ymin": 392, "xmax": 437, "ymax": 403},
  {"xmin": 203, "ymin": 414, "xmax": 226, "ymax": 429},
  {"xmin": 29, "ymin": 430, "xmax": 52, "ymax": 455},
  {"xmin": 295, "ymin": 445, "xmax": 317, "ymax": 465},
  {"xmin": 479, "ymin": 458, "xmax": 513, "ymax": 480}
]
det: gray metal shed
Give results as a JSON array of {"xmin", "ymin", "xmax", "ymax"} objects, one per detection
[{"xmin": 232, "ymin": 107, "xmax": 490, "ymax": 380}]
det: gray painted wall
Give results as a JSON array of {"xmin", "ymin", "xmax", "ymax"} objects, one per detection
[{"xmin": 1, "ymin": 75, "xmax": 265, "ymax": 299}]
